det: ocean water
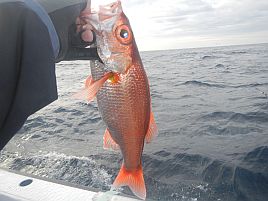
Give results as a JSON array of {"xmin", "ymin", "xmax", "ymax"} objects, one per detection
[{"xmin": 1, "ymin": 43, "xmax": 268, "ymax": 201}]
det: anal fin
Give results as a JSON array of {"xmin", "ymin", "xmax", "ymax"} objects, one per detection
[
  {"xmin": 103, "ymin": 128, "xmax": 119, "ymax": 151},
  {"xmin": 145, "ymin": 111, "xmax": 158, "ymax": 143}
]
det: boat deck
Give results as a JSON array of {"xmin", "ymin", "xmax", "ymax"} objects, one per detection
[{"xmin": 0, "ymin": 168, "xmax": 140, "ymax": 201}]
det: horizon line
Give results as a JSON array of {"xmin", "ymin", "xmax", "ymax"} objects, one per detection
[{"xmin": 140, "ymin": 42, "xmax": 268, "ymax": 53}]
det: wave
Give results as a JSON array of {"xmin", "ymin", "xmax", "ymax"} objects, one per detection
[
  {"xmin": 0, "ymin": 151, "xmax": 112, "ymax": 191},
  {"xmin": 201, "ymin": 111, "xmax": 268, "ymax": 123},
  {"xmin": 1, "ymin": 147, "xmax": 267, "ymax": 201},
  {"xmin": 231, "ymin": 51, "xmax": 247, "ymax": 54},
  {"xmin": 243, "ymin": 146, "xmax": 268, "ymax": 165},
  {"xmin": 215, "ymin": 64, "xmax": 225, "ymax": 68},
  {"xmin": 196, "ymin": 111, "xmax": 268, "ymax": 136},
  {"xmin": 202, "ymin": 148, "xmax": 268, "ymax": 201},
  {"xmin": 202, "ymin": 55, "xmax": 216, "ymax": 60},
  {"xmin": 196, "ymin": 125, "xmax": 263, "ymax": 136},
  {"xmin": 233, "ymin": 83, "xmax": 268, "ymax": 88},
  {"xmin": 144, "ymin": 148, "xmax": 268, "ymax": 201},
  {"xmin": 181, "ymin": 80, "xmax": 226, "ymax": 88},
  {"xmin": 180, "ymin": 80, "xmax": 268, "ymax": 89}
]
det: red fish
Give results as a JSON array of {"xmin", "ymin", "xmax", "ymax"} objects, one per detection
[{"xmin": 75, "ymin": 1, "xmax": 158, "ymax": 199}]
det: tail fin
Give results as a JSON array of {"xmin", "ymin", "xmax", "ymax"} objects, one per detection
[{"xmin": 112, "ymin": 164, "xmax": 146, "ymax": 200}]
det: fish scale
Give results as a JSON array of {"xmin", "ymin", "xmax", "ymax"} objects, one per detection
[{"xmin": 91, "ymin": 60, "xmax": 151, "ymax": 170}]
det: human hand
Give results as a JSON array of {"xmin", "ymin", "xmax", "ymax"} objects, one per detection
[{"xmin": 76, "ymin": 0, "xmax": 94, "ymax": 43}]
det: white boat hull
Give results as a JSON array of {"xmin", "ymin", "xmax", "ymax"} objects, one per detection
[{"xmin": 0, "ymin": 168, "xmax": 140, "ymax": 201}]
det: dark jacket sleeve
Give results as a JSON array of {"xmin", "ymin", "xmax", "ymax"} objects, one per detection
[{"xmin": 0, "ymin": 2, "xmax": 57, "ymax": 149}]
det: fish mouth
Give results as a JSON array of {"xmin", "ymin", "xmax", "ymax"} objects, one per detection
[
  {"xmin": 89, "ymin": 1, "xmax": 126, "ymax": 72},
  {"xmin": 98, "ymin": 1, "xmax": 122, "ymax": 21},
  {"xmin": 82, "ymin": 1, "xmax": 122, "ymax": 36}
]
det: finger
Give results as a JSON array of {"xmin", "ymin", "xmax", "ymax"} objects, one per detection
[{"xmin": 81, "ymin": 30, "xmax": 94, "ymax": 42}]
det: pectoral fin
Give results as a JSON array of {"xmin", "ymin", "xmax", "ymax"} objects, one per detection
[
  {"xmin": 85, "ymin": 75, "xmax": 93, "ymax": 87},
  {"xmin": 73, "ymin": 73, "xmax": 112, "ymax": 103}
]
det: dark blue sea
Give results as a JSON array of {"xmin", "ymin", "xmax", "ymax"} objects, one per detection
[{"xmin": 1, "ymin": 43, "xmax": 268, "ymax": 201}]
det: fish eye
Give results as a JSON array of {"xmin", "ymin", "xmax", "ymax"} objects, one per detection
[
  {"xmin": 115, "ymin": 24, "xmax": 133, "ymax": 45},
  {"xmin": 120, "ymin": 29, "xmax": 129, "ymax": 39}
]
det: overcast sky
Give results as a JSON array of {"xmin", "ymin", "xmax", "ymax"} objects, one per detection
[{"xmin": 93, "ymin": 0, "xmax": 268, "ymax": 51}]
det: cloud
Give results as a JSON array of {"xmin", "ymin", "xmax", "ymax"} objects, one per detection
[{"xmin": 100, "ymin": 0, "xmax": 268, "ymax": 50}]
